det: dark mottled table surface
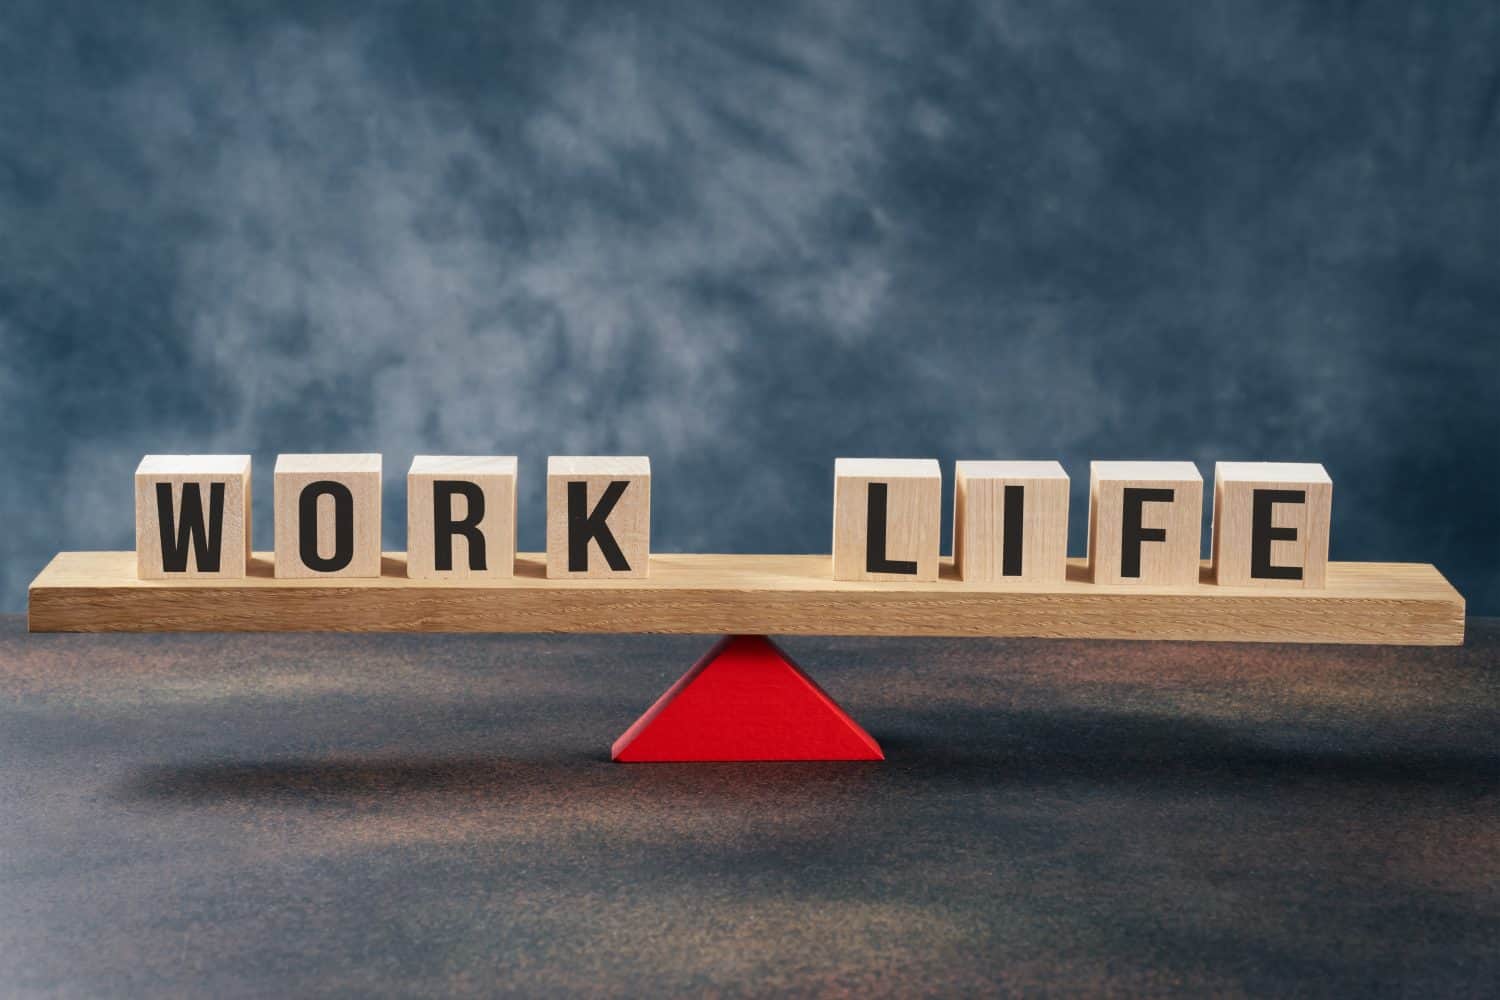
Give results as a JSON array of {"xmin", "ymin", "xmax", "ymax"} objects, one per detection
[{"xmin": 1, "ymin": 617, "xmax": 1496, "ymax": 997}]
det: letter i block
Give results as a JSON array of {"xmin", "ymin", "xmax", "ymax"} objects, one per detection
[
  {"xmin": 833, "ymin": 459, "xmax": 941, "ymax": 582},
  {"xmin": 274, "ymin": 454, "xmax": 383, "ymax": 578},
  {"xmin": 953, "ymin": 460, "xmax": 1069, "ymax": 584},
  {"xmin": 1088, "ymin": 461, "xmax": 1203, "ymax": 586},
  {"xmin": 135, "ymin": 455, "xmax": 252, "ymax": 579},
  {"xmin": 546, "ymin": 456, "xmax": 651, "ymax": 579},
  {"xmin": 406, "ymin": 456, "xmax": 517, "ymax": 579},
  {"xmin": 1212, "ymin": 462, "xmax": 1332, "ymax": 588}
]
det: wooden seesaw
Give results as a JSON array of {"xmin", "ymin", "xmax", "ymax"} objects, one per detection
[{"xmin": 27, "ymin": 454, "xmax": 1466, "ymax": 762}]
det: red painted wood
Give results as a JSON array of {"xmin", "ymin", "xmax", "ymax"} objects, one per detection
[{"xmin": 611, "ymin": 635, "xmax": 884, "ymax": 762}]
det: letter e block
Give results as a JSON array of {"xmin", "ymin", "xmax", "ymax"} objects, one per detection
[
  {"xmin": 1088, "ymin": 461, "xmax": 1203, "ymax": 586},
  {"xmin": 546, "ymin": 456, "xmax": 650, "ymax": 579},
  {"xmin": 1212, "ymin": 462, "xmax": 1332, "ymax": 588},
  {"xmin": 407, "ymin": 456, "xmax": 518, "ymax": 579},
  {"xmin": 833, "ymin": 459, "xmax": 941, "ymax": 582},
  {"xmin": 274, "ymin": 454, "xmax": 383, "ymax": 578},
  {"xmin": 953, "ymin": 460, "xmax": 1069, "ymax": 584},
  {"xmin": 135, "ymin": 455, "xmax": 252, "ymax": 579}
]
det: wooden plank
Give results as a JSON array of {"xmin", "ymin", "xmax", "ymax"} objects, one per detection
[{"xmin": 28, "ymin": 551, "xmax": 1465, "ymax": 644}]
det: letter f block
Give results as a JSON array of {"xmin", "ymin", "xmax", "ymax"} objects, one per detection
[
  {"xmin": 1088, "ymin": 461, "xmax": 1203, "ymax": 586},
  {"xmin": 546, "ymin": 456, "xmax": 651, "ymax": 579},
  {"xmin": 135, "ymin": 455, "xmax": 252, "ymax": 579}
]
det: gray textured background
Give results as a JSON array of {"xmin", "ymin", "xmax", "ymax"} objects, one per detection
[{"xmin": 2, "ymin": 1, "xmax": 1497, "ymax": 613}]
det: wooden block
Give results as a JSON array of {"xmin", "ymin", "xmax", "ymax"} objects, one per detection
[
  {"xmin": 1088, "ymin": 461, "xmax": 1203, "ymax": 585},
  {"xmin": 273, "ymin": 454, "xmax": 382, "ymax": 579},
  {"xmin": 953, "ymin": 460, "xmax": 1069, "ymax": 584},
  {"xmin": 406, "ymin": 456, "xmax": 517, "ymax": 579},
  {"xmin": 134, "ymin": 455, "xmax": 252, "ymax": 579},
  {"xmin": 1212, "ymin": 462, "xmax": 1332, "ymax": 588},
  {"xmin": 833, "ymin": 458, "xmax": 941, "ymax": 582},
  {"xmin": 546, "ymin": 456, "xmax": 650, "ymax": 579}
]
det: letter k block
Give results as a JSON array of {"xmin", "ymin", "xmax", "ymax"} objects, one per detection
[{"xmin": 546, "ymin": 456, "xmax": 651, "ymax": 579}]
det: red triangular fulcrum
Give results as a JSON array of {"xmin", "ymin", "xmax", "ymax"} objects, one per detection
[{"xmin": 611, "ymin": 635, "xmax": 884, "ymax": 762}]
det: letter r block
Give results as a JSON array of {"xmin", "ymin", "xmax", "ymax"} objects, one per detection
[
  {"xmin": 546, "ymin": 456, "xmax": 650, "ymax": 579},
  {"xmin": 833, "ymin": 459, "xmax": 941, "ymax": 582},
  {"xmin": 274, "ymin": 454, "xmax": 383, "ymax": 579},
  {"xmin": 406, "ymin": 456, "xmax": 517, "ymax": 579},
  {"xmin": 135, "ymin": 455, "xmax": 252, "ymax": 579},
  {"xmin": 1088, "ymin": 461, "xmax": 1203, "ymax": 586},
  {"xmin": 1212, "ymin": 462, "xmax": 1332, "ymax": 588}
]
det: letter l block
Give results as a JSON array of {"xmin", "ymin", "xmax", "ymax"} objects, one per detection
[{"xmin": 833, "ymin": 458, "xmax": 941, "ymax": 582}]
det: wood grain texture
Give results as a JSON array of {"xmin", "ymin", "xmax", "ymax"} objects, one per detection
[
  {"xmin": 832, "ymin": 458, "xmax": 942, "ymax": 582},
  {"xmin": 545, "ymin": 456, "xmax": 650, "ymax": 579},
  {"xmin": 406, "ymin": 455, "xmax": 517, "ymax": 579},
  {"xmin": 953, "ymin": 460, "xmax": 1069, "ymax": 584},
  {"xmin": 28, "ymin": 551, "xmax": 1465, "ymax": 644},
  {"xmin": 134, "ymin": 455, "xmax": 252, "ymax": 579},
  {"xmin": 1088, "ymin": 461, "xmax": 1204, "ymax": 586},
  {"xmin": 1212, "ymin": 462, "xmax": 1333, "ymax": 588},
  {"xmin": 272, "ymin": 454, "xmax": 383, "ymax": 579}
]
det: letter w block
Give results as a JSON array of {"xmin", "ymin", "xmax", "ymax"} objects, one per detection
[{"xmin": 134, "ymin": 455, "xmax": 252, "ymax": 579}]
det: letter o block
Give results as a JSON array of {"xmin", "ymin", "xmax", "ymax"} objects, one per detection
[
  {"xmin": 833, "ymin": 459, "xmax": 941, "ymax": 582},
  {"xmin": 135, "ymin": 455, "xmax": 252, "ymax": 579},
  {"xmin": 1088, "ymin": 461, "xmax": 1203, "ymax": 586},
  {"xmin": 407, "ymin": 456, "xmax": 517, "ymax": 579},
  {"xmin": 1212, "ymin": 462, "xmax": 1332, "ymax": 588},
  {"xmin": 546, "ymin": 456, "xmax": 650, "ymax": 579},
  {"xmin": 274, "ymin": 454, "xmax": 383, "ymax": 578}
]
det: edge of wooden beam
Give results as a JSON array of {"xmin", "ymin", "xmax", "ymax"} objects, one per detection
[{"xmin": 27, "ymin": 552, "xmax": 1465, "ymax": 645}]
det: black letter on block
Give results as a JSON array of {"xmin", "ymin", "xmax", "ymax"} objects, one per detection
[
  {"xmin": 298, "ymin": 480, "xmax": 354, "ymax": 572},
  {"xmin": 433, "ymin": 481, "xmax": 486, "ymax": 572},
  {"xmin": 1002, "ymin": 484, "xmax": 1025, "ymax": 577},
  {"xmin": 1251, "ymin": 488, "xmax": 1305, "ymax": 580},
  {"xmin": 568, "ymin": 480, "xmax": 630, "ymax": 572},
  {"xmin": 865, "ymin": 482, "xmax": 918, "ymax": 575},
  {"xmin": 156, "ymin": 482, "xmax": 225, "ymax": 573},
  {"xmin": 1121, "ymin": 487, "xmax": 1175, "ymax": 578}
]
